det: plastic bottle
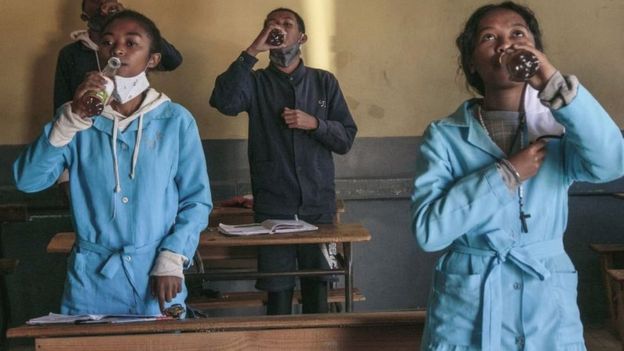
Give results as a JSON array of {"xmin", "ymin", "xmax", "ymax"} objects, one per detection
[
  {"xmin": 80, "ymin": 57, "xmax": 121, "ymax": 116},
  {"xmin": 499, "ymin": 50, "xmax": 540, "ymax": 82}
]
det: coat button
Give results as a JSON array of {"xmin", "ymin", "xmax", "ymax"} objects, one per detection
[
  {"xmin": 125, "ymin": 256, "xmax": 132, "ymax": 262},
  {"xmin": 122, "ymin": 197, "xmax": 129, "ymax": 204},
  {"xmin": 513, "ymin": 282, "xmax": 521, "ymax": 290}
]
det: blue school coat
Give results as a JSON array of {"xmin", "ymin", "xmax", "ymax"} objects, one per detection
[
  {"xmin": 411, "ymin": 85, "xmax": 624, "ymax": 350},
  {"xmin": 13, "ymin": 98, "xmax": 212, "ymax": 315}
]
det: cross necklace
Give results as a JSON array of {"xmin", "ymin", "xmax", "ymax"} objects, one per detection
[{"xmin": 477, "ymin": 104, "xmax": 531, "ymax": 233}]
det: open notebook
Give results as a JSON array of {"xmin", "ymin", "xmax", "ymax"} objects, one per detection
[
  {"xmin": 26, "ymin": 313, "xmax": 171, "ymax": 325},
  {"xmin": 218, "ymin": 219, "xmax": 318, "ymax": 236}
]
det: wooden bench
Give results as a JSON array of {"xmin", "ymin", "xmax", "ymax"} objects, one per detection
[
  {"xmin": 188, "ymin": 288, "xmax": 365, "ymax": 310},
  {"xmin": 590, "ymin": 243, "xmax": 624, "ymax": 331},
  {"xmin": 607, "ymin": 269, "xmax": 624, "ymax": 348},
  {"xmin": 7, "ymin": 310, "xmax": 425, "ymax": 351}
]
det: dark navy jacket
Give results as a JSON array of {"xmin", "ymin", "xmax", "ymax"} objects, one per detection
[
  {"xmin": 210, "ymin": 52, "xmax": 357, "ymax": 216},
  {"xmin": 53, "ymin": 38, "xmax": 182, "ymax": 111}
]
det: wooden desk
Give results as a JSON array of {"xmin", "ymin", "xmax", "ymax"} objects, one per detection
[
  {"xmin": 590, "ymin": 243, "xmax": 624, "ymax": 329},
  {"xmin": 607, "ymin": 269, "xmax": 624, "ymax": 347},
  {"xmin": 48, "ymin": 223, "xmax": 371, "ymax": 312},
  {"xmin": 0, "ymin": 200, "xmax": 345, "ymax": 224},
  {"xmin": 7, "ymin": 310, "xmax": 425, "ymax": 351}
]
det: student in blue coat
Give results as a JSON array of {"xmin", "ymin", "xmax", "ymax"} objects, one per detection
[
  {"xmin": 411, "ymin": 2, "xmax": 624, "ymax": 350},
  {"xmin": 13, "ymin": 10, "xmax": 211, "ymax": 316}
]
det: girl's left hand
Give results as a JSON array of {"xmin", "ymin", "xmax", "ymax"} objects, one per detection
[
  {"xmin": 507, "ymin": 44, "xmax": 558, "ymax": 91},
  {"xmin": 150, "ymin": 276, "xmax": 182, "ymax": 312}
]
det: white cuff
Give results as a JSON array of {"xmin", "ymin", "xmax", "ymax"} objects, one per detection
[
  {"xmin": 49, "ymin": 103, "xmax": 93, "ymax": 147},
  {"xmin": 150, "ymin": 250, "xmax": 187, "ymax": 279}
]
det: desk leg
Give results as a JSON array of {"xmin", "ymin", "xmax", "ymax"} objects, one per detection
[
  {"xmin": 614, "ymin": 279, "xmax": 624, "ymax": 349},
  {"xmin": 344, "ymin": 242, "xmax": 353, "ymax": 312},
  {"xmin": 602, "ymin": 254, "xmax": 616, "ymax": 329}
]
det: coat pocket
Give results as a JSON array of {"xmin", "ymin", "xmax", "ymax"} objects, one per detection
[
  {"xmin": 62, "ymin": 251, "xmax": 93, "ymax": 312},
  {"xmin": 552, "ymin": 271, "xmax": 585, "ymax": 345},
  {"xmin": 429, "ymin": 269, "xmax": 483, "ymax": 346}
]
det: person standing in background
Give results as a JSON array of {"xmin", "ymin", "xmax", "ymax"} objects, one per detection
[{"xmin": 210, "ymin": 8, "xmax": 357, "ymax": 315}]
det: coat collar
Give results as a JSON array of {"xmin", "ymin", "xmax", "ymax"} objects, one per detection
[
  {"xmin": 440, "ymin": 99, "xmax": 506, "ymax": 159},
  {"xmin": 91, "ymin": 89, "xmax": 170, "ymax": 143},
  {"xmin": 268, "ymin": 58, "xmax": 306, "ymax": 84}
]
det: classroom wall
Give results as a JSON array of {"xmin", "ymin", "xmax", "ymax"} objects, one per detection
[{"xmin": 0, "ymin": 0, "xmax": 623, "ymax": 144}]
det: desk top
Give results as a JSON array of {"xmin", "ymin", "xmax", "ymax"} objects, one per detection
[
  {"xmin": 589, "ymin": 243, "xmax": 624, "ymax": 253},
  {"xmin": 7, "ymin": 310, "xmax": 425, "ymax": 339},
  {"xmin": 607, "ymin": 269, "xmax": 624, "ymax": 282},
  {"xmin": 201, "ymin": 223, "xmax": 370, "ymax": 246},
  {"xmin": 48, "ymin": 223, "xmax": 371, "ymax": 254}
]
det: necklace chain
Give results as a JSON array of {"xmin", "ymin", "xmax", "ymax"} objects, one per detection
[
  {"xmin": 476, "ymin": 105, "xmax": 490, "ymax": 138},
  {"xmin": 475, "ymin": 102, "xmax": 531, "ymax": 233}
]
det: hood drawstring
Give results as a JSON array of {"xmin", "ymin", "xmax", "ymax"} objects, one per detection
[
  {"xmin": 131, "ymin": 114, "xmax": 143, "ymax": 179},
  {"xmin": 95, "ymin": 51, "xmax": 101, "ymax": 72},
  {"xmin": 112, "ymin": 117, "xmax": 120, "ymax": 193},
  {"xmin": 104, "ymin": 89, "xmax": 170, "ymax": 194},
  {"xmin": 111, "ymin": 113, "xmax": 144, "ymax": 193}
]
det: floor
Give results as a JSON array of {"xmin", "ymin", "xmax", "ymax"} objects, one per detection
[{"xmin": 3, "ymin": 325, "xmax": 622, "ymax": 350}]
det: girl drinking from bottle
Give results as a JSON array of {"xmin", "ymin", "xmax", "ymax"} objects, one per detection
[
  {"xmin": 411, "ymin": 2, "xmax": 624, "ymax": 349},
  {"xmin": 14, "ymin": 10, "xmax": 211, "ymax": 315}
]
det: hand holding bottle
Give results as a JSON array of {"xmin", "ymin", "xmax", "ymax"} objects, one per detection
[
  {"xmin": 501, "ymin": 44, "xmax": 558, "ymax": 91},
  {"xmin": 245, "ymin": 25, "xmax": 287, "ymax": 57},
  {"xmin": 71, "ymin": 57, "xmax": 120, "ymax": 118}
]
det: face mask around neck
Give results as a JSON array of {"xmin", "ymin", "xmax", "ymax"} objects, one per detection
[
  {"xmin": 113, "ymin": 71, "xmax": 150, "ymax": 104},
  {"xmin": 269, "ymin": 41, "xmax": 302, "ymax": 68}
]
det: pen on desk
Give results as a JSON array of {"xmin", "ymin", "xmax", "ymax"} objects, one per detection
[{"xmin": 294, "ymin": 214, "xmax": 299, "ymax": 222}]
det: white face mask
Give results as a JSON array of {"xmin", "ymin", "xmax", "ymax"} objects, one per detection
[{"xmin": 113, "ymin": 71, "xmax": 150, "ymax": 104}]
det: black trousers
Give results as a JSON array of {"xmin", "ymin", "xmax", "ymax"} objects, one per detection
[{"xmin": 254, "ymin": 213, "xmax": 333, "ymax": 315}]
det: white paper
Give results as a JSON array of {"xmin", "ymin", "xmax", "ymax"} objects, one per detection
[
  {"xmin": 26, "ymin": 313, "xmax": 167, "ymax": 325},
  {"xmin": 218, "ymin": 219, "xmax": 318, "ymax": 236}
]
